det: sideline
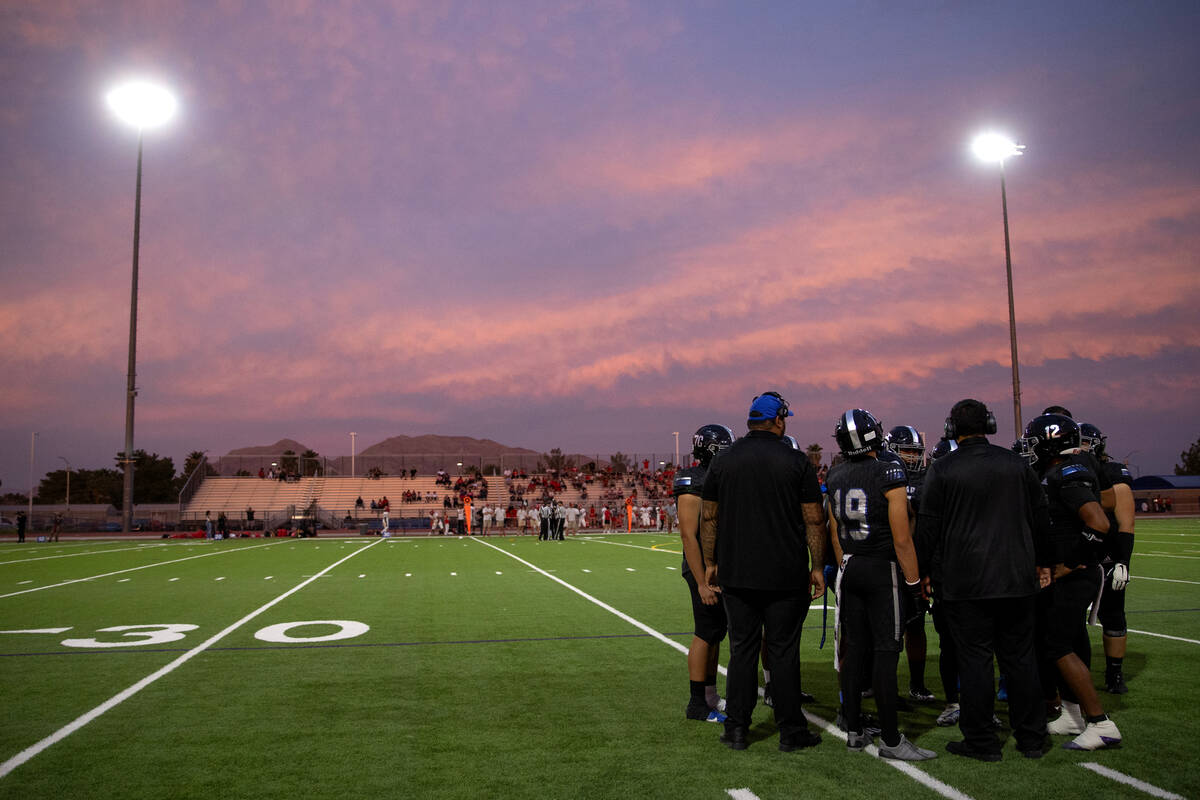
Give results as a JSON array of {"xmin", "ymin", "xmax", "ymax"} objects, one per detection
[
  {"xmin": 0, "ymin": 540, "xmax": 290, "ymax": 599},
  {"xmin": 471, "ymin": 538, "xmax": 973, "ymax": 800},
  {"xmin": 0, "ymin": 538, "xmax": 383, "ymax": 779}
]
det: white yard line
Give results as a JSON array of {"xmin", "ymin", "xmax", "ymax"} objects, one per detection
[
  {"xmin": 0, "ymin": 541, "xmax": 290, "ymax": 600},
  {"xmin": 1135, "ymin": 576, "xmax": 1200, "ymax": 586},
  {"xmin": 727, "ymin": 790, "xmax": 761, "ymax": 800},
  {"xmin": 0, "ymin": 538, "xmax": 383, "ymax": 780},
  {"xmin": 471, "ymin": 538, "xmax": 975, "ymax": 800},
  {"xmin": 1122, "ymin": 627, "xmax": 1200, "ymax": 646},
  {"xmin": 1138, "ymin": 553, "xmax": 1200, "ymax": 560},
  {"xmin": 0, "ymin": 544, "xmax": 172, "ymax": 566},
  {"xmin": 1079, "ymin": 762, "xmax": 1185, "ymax": 799}
]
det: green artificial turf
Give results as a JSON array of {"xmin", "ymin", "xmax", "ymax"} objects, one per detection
[{"xmin": 0, "ymin": 520, "xmax": 1197, "ymax": 799}]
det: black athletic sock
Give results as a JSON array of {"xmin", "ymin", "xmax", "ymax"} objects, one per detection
[
  {"xmin": 690, "ymin": 680, "xmax": 707, "ymax": 704},
  {"xmin": 1105, "ymin": 656, "xmax": 1124, "ymax": 674},
  {"xmin": 1086, "ymin": 713, "xmax": 1108, "ymax": 724},
  {"xmin": 909, "ymin": 658, "xmax": 927, "ymax": 691}
]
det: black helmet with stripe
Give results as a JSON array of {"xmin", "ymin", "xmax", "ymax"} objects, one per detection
[{"xmin": 834, "ymin": 409, "xmax": 885, "ymax": 457}]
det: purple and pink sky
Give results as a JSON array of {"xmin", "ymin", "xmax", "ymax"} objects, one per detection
[{"xmin": 3, "ymin": 1, "xmax": 1199, "ymax": 492}]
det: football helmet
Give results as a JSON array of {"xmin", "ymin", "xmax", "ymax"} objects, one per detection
[
  {"xmin": 1011, "ymin": 438, "xmax": 1037, "ymax": 466},
  {"xmin": 834, "ymin": 409, "xmax": 885, "ymax": 457},
  {"xmin": 692, "ymin": 424, "xmax": 734, "ymax": 466},
  {"xmin": 929, "ymin": 438, "xmax": 958, "ymax": 461},
  {"xmin": 1078, "ymin": 422, "xmax": 1107, "ymax": 460},
  {"xmin": 1022, "ymin": 414, "xmax": 1080, "ymax": 471},
  {"xmin": 886, "ymin": 425, "xmax": 926, "ymax": 474},
  {"xmin": 782, "ymin": 434, "xmax": 800, "ymax": 450}
]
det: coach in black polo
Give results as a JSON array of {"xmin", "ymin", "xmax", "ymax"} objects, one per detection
[
  {"xmin": 700, "ymin": 391, "xmax": 827, "ymax": 752},
  {"xmin": 919, "ymin": 398, "xmax": 1051, "ymax": 760}
]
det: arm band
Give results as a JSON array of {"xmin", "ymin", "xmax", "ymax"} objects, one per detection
[{"xmin": 1113, "ymin": 531, "xmax": 1134, "ymax": 565}]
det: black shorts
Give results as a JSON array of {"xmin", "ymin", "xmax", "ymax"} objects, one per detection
[
  {"xmin": 836, "ymin": 556, "xmax": 903, "ymax": 654},
  {"xmin": 1097, "ymin": 565, "xmax": 1127, "ymax": 637},
  {"xmin": 683, "ymin": 570, "xmax": 727, "ymax": 645},
  {"xmin": 1039, "ymin": 565, "xmax": 1101, "ymax": 661}
]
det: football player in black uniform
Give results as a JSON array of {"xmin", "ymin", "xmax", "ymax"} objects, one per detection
[
  {"xmin": 886, "ymin": 425, "xmax": 935, "ymax": 704},
  {"xmin": 827, "ymin": 409, "xmax": 935, "ymax": 760},
  {"xmin": 1024, "ymin": 414, "xmax": 1122, "ymax": 750},
  {"xmin": 675, "ymin": 424, "xmax": 735, "ymax": 722},
  {"xmin": 1079, "ymin": 423, "xmax": 1136, "ymax": 694}
]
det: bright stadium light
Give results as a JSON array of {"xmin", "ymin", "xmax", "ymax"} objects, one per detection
[
  {"xmin": 971, "ymin": 130, "xmax": 1026, "ymax": 439},
  {"xmin": 106, "ymin": 81, "xmax": 177, "ymax": 130},
  {"xmin": 107, "ymin": 78, "xmax": 178, "ymax": 534},
  {"xmin": 971, "ymin": 132, "xmax": 1024, "ymax": 164}
]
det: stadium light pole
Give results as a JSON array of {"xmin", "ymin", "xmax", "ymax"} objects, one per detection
[
  {"xmin": 28, "ymin": 432, "xmax": 38, "ymax": 525},
  {"xmin": 972, "ymin": 132, "xmax": 1025, "ymax": 440},
  {"xmin": 350, "ymin": 432, "xmax": 357, "ymax": 477},
  {"xmin": 106, "ymin": 80, "xmax": 177, "ymax": 534},
  {"xmin": 672, "ymin": 432, "xmax": 679, "ymax": 468},
  {"xmin": 58, "ymin": 456, "xmax": 72, "ymax": 511}
]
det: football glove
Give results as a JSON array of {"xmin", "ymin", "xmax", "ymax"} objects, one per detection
[{"xmin": 1111, "ymin": 563, "xmax": 1129, "ymax": 591}]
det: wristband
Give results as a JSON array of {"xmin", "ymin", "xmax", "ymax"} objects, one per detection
[
  {"xmin": 1113, "ymin": 530, "xmax": 1134, "ymax": 565},
  {"xmin": 1081, "ymin": 525, "xmax": 1107, "ymax": 544}
]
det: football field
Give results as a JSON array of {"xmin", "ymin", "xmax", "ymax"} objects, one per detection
[{"xmin": 0, "ymin": 519, "xmax": 1197, "ymax": 799}]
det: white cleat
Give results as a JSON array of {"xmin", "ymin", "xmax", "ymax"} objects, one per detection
[
  {"xmin": 1064, "ymin": 718, "xmax": 1122, "ymax": 750},
  {"xmin": 1047, "ymin": 701, "xmax": 1085, "ymax": 735}
]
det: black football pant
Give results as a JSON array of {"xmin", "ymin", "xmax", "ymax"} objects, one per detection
[
  {"xmin": 722, "ymin": 586, "xmax": 812, "ymax": 739},
  {"xmin": 943, "ymin": 595, "xmax": 1045, "ymax": 754},
  {"xmin": 836, "ymin": 556, "xmax": 903, "ymax": 741}
]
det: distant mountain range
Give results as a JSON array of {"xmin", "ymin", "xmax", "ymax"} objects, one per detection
[{"xmin": 225, "ymin": 435, "xmax": 540, "ymax": 458}]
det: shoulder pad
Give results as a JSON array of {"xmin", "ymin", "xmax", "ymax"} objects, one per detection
[
  {"xmin": 673, "ymin": 476, "xmax": 693, "ymax": 488},
  {"xmin": 883, "ymin": 464, "xmax": 907, "ymax": 484}
]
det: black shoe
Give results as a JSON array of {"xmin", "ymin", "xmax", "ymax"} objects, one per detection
[
  {"xmin": 1106, "ymin": 672, "xmax": 1129, "ymax": 694},
  {"xmin": 720, "ymin": 727, "xmax": 748, "ymax": 751},
  {"xmin": 946, "ymin": 740, "xmax": 1002, "ymax": 762},
  {"xmin": 779, "ymin": 730, "xmax": 822, "ymax": 752},
  {"xmin": 799, "ymin": 689, "xmax": 816, "ymax": 704},
  {"xmin": 1020, "ymin": 741, "xmax": 1048, "ymax": 759}
]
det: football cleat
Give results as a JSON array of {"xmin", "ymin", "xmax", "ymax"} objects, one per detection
[
  {"xmin": 936, "ymin": 703, "xmax": 961, "ymax": 727},
  {"xmin": 687, "ymin": 701, "xmax": 726, "ymax": 723},
  {"xmin": 846, "ymin": 730, "xmax": 872, "ymax": 751},
  {"xmin": 908, "ymin": 687, "xmax": 936, "ymax": 703},
  {"xmin": 879, "ymin": 735, "xmax": 937, "ymax": 761},
  {"xmin": 1106, "ymin": 672, "xmax": 1129, "ymax": 695},
  {"xmin": 1063, "ymin": 719, "xmax": 1121, "ymax": 751},
  {"xmin": 1047, "ymin": 701, "xmax": 1085, "ymax": 735}
]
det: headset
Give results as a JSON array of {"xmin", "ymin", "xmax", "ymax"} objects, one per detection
[{"xmin": 944, "ymin": 400, "xmax": 997, "ymax": 440}]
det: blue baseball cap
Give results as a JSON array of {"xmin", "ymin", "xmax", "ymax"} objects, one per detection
[{"xmin": 748, "ymin": 391, "xmax": 792, "ymax": 422}]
